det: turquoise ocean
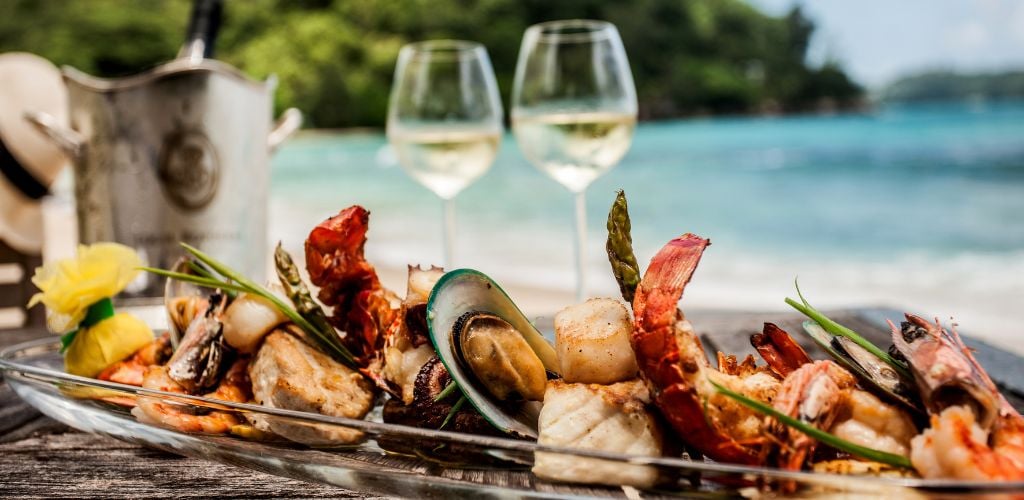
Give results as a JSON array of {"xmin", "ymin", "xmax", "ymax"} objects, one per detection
[{"xmin": 271, "ymin": 102, "xmax": 1024, "ymax": 346}]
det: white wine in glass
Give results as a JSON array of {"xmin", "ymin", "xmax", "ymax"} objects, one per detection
[
  {"xmin": 512, "ymin": 111, "xmax": 635, "ymax": 193},
  {"xmin": 511, "ymin": 20, "xmax": 638, "ymax": 301},
  {"xmin": 387, "ymin": 41, "xmax": 504, "ymax": 269},
  {"xmin": 390, "ymin": 128, "xmax": 501, "ymax": 200}
]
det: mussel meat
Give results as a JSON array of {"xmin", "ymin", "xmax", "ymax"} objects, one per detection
[{"xmin": 453, "ymin": 312, "xmax": 547, "ymax": 402}]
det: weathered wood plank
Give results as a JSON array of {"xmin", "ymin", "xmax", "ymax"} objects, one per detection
[{"xmin": 0, "ymin": 432, "xmax": 377, "ymax": 499}]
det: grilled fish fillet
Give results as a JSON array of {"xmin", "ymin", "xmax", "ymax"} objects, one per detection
[
  {"xmin": 247, "ymin": 328, "xmax": 375, "ymax": 445},
  {"xmin": 533, "ymin": 379, "xmax": 662, "ymax": 487}
]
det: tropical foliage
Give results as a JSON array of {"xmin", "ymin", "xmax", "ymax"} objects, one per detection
[{"xmin": 0, "ymin": 0, "xmax": 862, "ymax": 127}]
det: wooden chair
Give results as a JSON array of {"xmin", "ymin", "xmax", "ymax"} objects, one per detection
[{"xmin": 0, "ymin": 240, "xmax": 44, "ymax": 330}]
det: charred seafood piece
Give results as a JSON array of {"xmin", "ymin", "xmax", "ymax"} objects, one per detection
[
  {"xmin": 166, "ymin": 292, "xmax": 230, "ymax": 393},
  {"xmin": 381, "ymin": 357, "xmax": 508, "ymax": 465},
  {"xmin": 382, "ymin": 356, "xmax": 497, "ymax": 435},
  {"xmin": 427, "ymin": 269, "xmax": 558, "ymax": 438},
  {"xmin": 304, "ymin": 205, "xmax": 400, "ymax": 366}
]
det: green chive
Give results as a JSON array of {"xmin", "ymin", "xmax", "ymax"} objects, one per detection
[
  {"xmin": 434, "ymin": 381, "xmax": 459, "ymax": 403},
  {"xmin": 786, "ymin": 280, "xmax": 912, "ymax": 381},
  {"xmin": 140, "ymin": 268, "xmax": 251, "ymax": 295},
  {"xmin": 186, "ymin": 260, "xmax": 236, "ymax": 299},
  {"xmin": 709, "ymin": 378, "xmax": 913, "ymax": 469},
  {"xmin": 439, "ymin": 396, "xmax": 467, "ymax": 430}
]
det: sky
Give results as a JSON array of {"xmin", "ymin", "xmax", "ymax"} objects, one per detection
[{"xmin": 747, "ymin": 0, "xmax": 1024, "ymax": 89}]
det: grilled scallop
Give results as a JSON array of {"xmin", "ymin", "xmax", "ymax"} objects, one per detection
[
  {"xmin": 554, "ymin": 298, "xmax": 638, "ymax": 384},
  {"xmin": 222, "ymin": 292, "xmax": 288, "ymax": 353}
]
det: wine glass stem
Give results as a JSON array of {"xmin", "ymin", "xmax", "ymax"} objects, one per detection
[
  {"xmin": 442, "ymin": 197, "xmax": 456, "ymax": 270},
  {"xmin": 573, "ymin": 189, "xmax": 587, "ymax": 302}
]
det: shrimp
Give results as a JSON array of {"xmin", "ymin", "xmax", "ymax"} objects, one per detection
[
  {"xmin": 627, "ymin": 231, "xmax": 916, "ymax": 470},
  {"xmin": 304, "ymin": 206, "xmax": 402, "ymax": 394},
  {"xmin": 97, "ymin": 333, "xmax": 173, "ymax": 387},
  {"xmin": 893, "ymin": 314, "xmax": 1024, "ymax": 480},
  {"xmin": 304, "ymin": 206, "xmax": 400, "ymax": 366},
  {"xmin": 133, "ymin": 357, "xmax": 251, "ymax": 434},
  {"xmin": 830, "ymin": 389, "xmax": 917, "ymax": 457},
  {"xmin": 753, "ymin": 324, "xmax": 916, "ymax": 469},
  {"xmin": 770, "ymin": 360, "xmax": 857, "ymax": 470}
]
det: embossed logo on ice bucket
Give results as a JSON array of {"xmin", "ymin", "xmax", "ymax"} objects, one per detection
[{"xmin": 157, "ymin": 129, "xmax": 220, "ymax": 211}]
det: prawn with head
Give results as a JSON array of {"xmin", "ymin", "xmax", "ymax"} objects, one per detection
[
  {"xmin": 892, "ymin": 315, "xmax": 1024, "ymax": 480},
  {"xmin": 303, "ymin": 206, "xmax": 405, "ymax": 395}
]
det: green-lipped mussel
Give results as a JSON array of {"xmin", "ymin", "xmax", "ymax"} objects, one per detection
[
  {"xmin": 427, "ymin": 269, "xmax": 558, "ymax": 438},
  {"xmin": 802, "ymin": 321, "xmax": 923, "ymax": 413}
]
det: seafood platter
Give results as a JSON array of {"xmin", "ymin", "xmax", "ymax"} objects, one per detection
[{"xmin": 3, "ymin": 191, "xmax": 1024, "ymax": 497}]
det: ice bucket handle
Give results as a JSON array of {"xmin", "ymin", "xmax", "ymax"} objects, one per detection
[
  {"xmin": 268, "ymin": 107, "xmax": 302, "ymax": 153},
  {"xmin": 23, "ymin": 110, "xmax": 85, "ymax": 160}
]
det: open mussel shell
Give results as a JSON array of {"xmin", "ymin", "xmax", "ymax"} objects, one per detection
[
  {"xmin": 164, "ymin": 256, "xmax": 209, "ymax": 349},
  {"xmin": 427, "ymin": 269, "xmax": 558, "ymax": 439},
  {"xmin": 801, "ymin": 321, "xmax": 923, "ymax": 413}
]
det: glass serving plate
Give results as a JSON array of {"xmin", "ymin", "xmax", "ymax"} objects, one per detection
[{"xmin": 3, "ymin": 337, "xmax": 1022, "ymax": 498}]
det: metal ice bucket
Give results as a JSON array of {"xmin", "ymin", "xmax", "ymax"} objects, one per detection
[{"xmin": 26, "ymin": 59, "xmax": 301, "ymax": 298}]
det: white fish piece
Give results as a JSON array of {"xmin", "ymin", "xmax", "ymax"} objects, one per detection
[
  {"xmin": 555, "ymin": 298, "xmax": 638, "ymax": 384},
  {"xmin": 533, "ymin": 379, "xmax": 662, "ymax": 488},
  {"xmin": 248, "ymin": 328, "xmax": 375, "ymax": 445},
  {"xmin": 222, "ymin": 291, "xmax": 288, "ymax": 353}
]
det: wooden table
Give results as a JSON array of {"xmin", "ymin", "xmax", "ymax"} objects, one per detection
[{"xmin": 2, "ymin": 309, "xmax": 1022, "ymax": 498}]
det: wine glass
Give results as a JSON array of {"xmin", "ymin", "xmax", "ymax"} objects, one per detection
[
  {"xmin": 387, "ymin": 40, "xmax": 504, "ymax": 269},
  {"xmin": 511, "ymin": 20, "xmax": 637, "ymax": 301}
]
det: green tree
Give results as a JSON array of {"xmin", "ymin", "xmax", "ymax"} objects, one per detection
[{"xmin": 0, "ymin": 0, "xmax": 863, "ymax": 127}]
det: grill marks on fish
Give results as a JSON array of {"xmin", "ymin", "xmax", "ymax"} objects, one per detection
[{"xmin": 247, "ymin": 328, "xmax": 375, "ymax": 445}]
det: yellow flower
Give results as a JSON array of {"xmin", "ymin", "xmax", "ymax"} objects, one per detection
[
  {"xmin": 28, "ymin": 243, "xmax": 142, "ymax": 333},
  {"xmin": 64, "ymin": 313, "xmax": 153, "ymax": 377}
]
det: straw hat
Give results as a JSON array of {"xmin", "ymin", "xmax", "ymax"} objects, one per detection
[{"xmin": 0, "ymin": 52, "xmax": 69, "ymax": 254}]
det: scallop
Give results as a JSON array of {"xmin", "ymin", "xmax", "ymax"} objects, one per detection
[
  {"xmin": 222, "ymin": 292, "xmax": 288, "ymax": 353},
  {"xmin": 554, "ymin": 298, "xmax": 637, "ymax": 384}
]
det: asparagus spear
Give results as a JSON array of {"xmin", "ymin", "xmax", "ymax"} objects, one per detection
[
  {"xmin": 606, "ymin": 190, "xmax": 642, "ymax": 303},
  {"xmin": 274, "ymin": 243, "xmax": 337, "ymax": 341}
]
